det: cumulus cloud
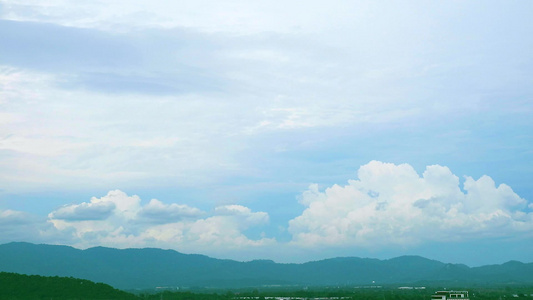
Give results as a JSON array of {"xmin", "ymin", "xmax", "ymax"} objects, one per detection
[
  {"xmin": 48, "ymin": 190, "xmax": 142, "ymax": 244},
  {"xmin": 46, "ymin": 190, "xmax": 272, "ymax": 253},
  {"xmin": 185, "ymin": 214, "xmax": 274, "ymax": 248},
  {"xmin": 49, "ymin": 201, "xmax": 115, "ymax": 221},
  {"xmin": 214, "ymin": 204, "xmax": 269, "ymax": 227},
  {"xmin": 49, "ymin": 190, "xmax": 140, "ymax": 221},
  {"xmin": 137, "ymin": 199, "xmax": 204, "ymax": 223},
  {"xmin": 141, "ymin": 213, "xmax": 275, "ymax": 252},
  {"xmin": 288, "ymin": 161, "xmax": 532, "ymax": 248}
]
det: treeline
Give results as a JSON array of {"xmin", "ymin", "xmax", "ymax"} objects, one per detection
[{"xmin": 0, "ymin": 272, "xmax": 137, "ymax": 299}]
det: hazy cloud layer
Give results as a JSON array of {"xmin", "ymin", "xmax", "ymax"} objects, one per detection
[
  {"xmin": 0, "ymin": 209, "xmax": 35, "ymax": 225},
  {"xmin": 0, "ymin": 209, "xmax": 63, "ymax": 244},
  {"xmin": 289, "ymin": 161, "xmax": 532, "ymax": 248},
  {"xmin": 0, "ymin": 19, "xmax": 223, "ymax": 95},
  {"xmin": 1, "ymin": 1, "xmax": 532, "ymax": 194}
]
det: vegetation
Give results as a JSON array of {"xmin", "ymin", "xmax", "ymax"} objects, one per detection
[
  {"xmin": 136, "ymin": 285, "xmax": 533, "ymax": 300},
  {"xmin": 1, "ymin": 271, "xmax": 533, "ymax": 300},
  {"xmin": 0, "ymin": 272, "xmax": 137, "ymax": 300}
]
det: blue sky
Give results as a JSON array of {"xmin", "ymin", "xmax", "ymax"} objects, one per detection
[{"xmin": 0, "ymin": 0, "xmax": 532, "ymax": 266}]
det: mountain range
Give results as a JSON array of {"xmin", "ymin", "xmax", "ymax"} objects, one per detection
[{"xmin": 0, "ymin": 242, "xmax": 531, "ymax": 290}]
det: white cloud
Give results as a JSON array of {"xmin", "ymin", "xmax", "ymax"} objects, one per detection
[
  {"xmin": 48, "ymin": 190, "xmax": 142, "ymax": 242},
  {"xmin": 46, "ymin": 190, "xmax": 273, "ymax": 254},
  {"xmin": 140, "ymin": 213, "xmax": 275, "ymax": 253},
  {"xmin": 49, "ymin": 201, "xmax": 115, "ymax": 221},
  {"xmin": 185, "ymin": 215, "xmax": 274, "ymax": 248},
  {"xmin": 214, "ymin": 204, "xmax": 269, "ymax": 227},
  {"xmin": 288, "ymin": 161, "xmax": 533, "ymax": 248},
  {"xmin": 463, "ymin": 175, "xmax": 526, "ymax": 213},
  {"xmin": 138, "ymin": 199, "xmax": 204, "ymax": 223},
  {"xmin": 90, "ymin": 190, "xmax": 142, "ymax": 220}
]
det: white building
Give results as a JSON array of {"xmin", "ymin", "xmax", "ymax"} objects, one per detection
[{"xmin": 431, "ymin": 291, "xmax": 469, "ymax": 300}]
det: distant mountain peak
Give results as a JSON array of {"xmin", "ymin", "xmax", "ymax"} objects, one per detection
[{"xmin": 246, "ymin": 259, "xmax": 276, "ymax": 264}]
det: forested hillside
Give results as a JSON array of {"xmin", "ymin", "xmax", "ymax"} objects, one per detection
[
  {"xmin": 1, "ymin": 271, "xmax": 532, "ymax": 300},
  {"xmin": 1, "ymin": 242, "xmax": 532, "ymax": 290},
  {"xmin": 0, "ymin": 272, "xmax": 137, "ymax": 300}
]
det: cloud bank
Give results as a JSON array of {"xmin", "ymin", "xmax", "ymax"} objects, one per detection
[
  {"xmin": 1, "ymin": 161, "xmax": 531, "ymax": 262},
  {"xmin": 289, "ymin": 161, "xmax": 532, "ymax": 248},
  {"xmin": 46, "ymin": 190, "xmax": 274, "ymax": 255}
]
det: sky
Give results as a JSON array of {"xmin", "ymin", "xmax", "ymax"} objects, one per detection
[{"xmin": 0, "ymin": 0, "xmax": 532, "ymax": 267}]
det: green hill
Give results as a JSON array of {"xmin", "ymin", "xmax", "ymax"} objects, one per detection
[{"xmin": 0, "ymin": 272, "xmax": 137, "ymax": 299}]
